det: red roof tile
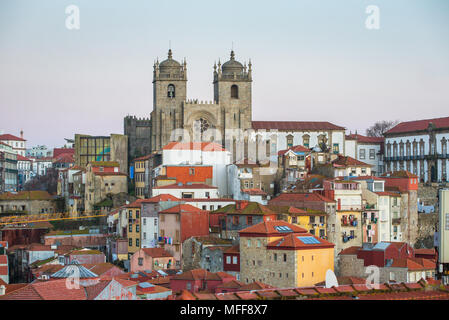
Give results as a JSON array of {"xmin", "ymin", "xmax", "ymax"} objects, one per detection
[
  {"xmin": 239, "ymin": 220, "xmax": 308, "ymax": 236},
  {"xmin": 385, "ymin": 116, "xmax": 449, "ymax": 135},
  {"xmin": 153, "ymin": 183, "xmax": 217, "ymax": 189},
  {"xmin": 0, "ymin": 256, "xmax": 7, "ymax": 265},
  {"xmin": 269, "ymin": 192, "xmax": 335, "ymax": 204},
  {"xmin": 241, "ymin": 188, "xmax": 267, "ymax": 196},
  {"xmin": 0, "ymin": 266, "xmax": 7, "ymax": 275},
  {"xmin": 17, "ymin": 154, "xmax": 32, "ymax": 161},
  {"xmin": 141, "ymin": 248, "xmax": 173, "ymax": 258},
  {"xmin": 267, "ymin": 233, "xmax": 334, "ymax": 250},
  {"xmin": 53, "ymin": 148, "xmax": 74, "ymax": 158},
  {"xmin": 0, "ymin": 134, "xmax": 26, "ymax": 141},
  {"xmin": 338, "ymin": 246, "xmax": 362, "ymax": 255},
  {"xmin": 141, "ymin": 194, "xmax": 180, "ymax": 202},
  {"xmin": 332, "ymin": 155, "xmax": 371, "ymax": 167},
  {"xmin": 278, "ymin": 145, "xmax": 311, "ymax": 156},
  {"xmin": 346, "ymin": 134, "xmax": 384, "ymax": 144},
  {"xmin": 252, "ymin": 121, "xmax": 345, "ymax": 131}
]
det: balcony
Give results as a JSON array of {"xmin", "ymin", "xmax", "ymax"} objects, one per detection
[{"xmin": 392, "ymin": 218, "xmax": 401, "ymax": 225}]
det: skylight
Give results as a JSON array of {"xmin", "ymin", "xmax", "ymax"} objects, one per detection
[
  {"xmin": 275, "ymin": 225, "xmax": 293, "ymax": 232},
  {"xmin": 297, "ymin": 236, "xmax": 321, "ymax": 244}
]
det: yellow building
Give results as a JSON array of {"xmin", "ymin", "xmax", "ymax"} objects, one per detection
[
  {"xmin": 125, "ymin": 200, "xmax": 143, "ymax": 259},
  {"xmin": 239, "ymin": 220, "xmax": 334, "ymax": 288},
  {"xmin": 133, "ymin": 155, "xmax": 150, "ymax": 199},
  {"xmin": 269, "ymin": 205, "xmax": 328, "ymax": 239}
]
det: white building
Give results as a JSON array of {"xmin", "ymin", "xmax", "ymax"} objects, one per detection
[
  {"xmin": 26, "ymin": 145, "xmax": 52, "ymax": 159},
  {"xmin": 251, "ymin": 121, "xmax": 346, "ymax": 163},
  {"xmin": 33, "ymin": 157, "xmax": 53, "ymax": 176},
  {"xmin": 384, "ymin": 116, "xmax": 449, "ymax": 183},
  {"xmin": 0, "ymin": 132, "xmax": 26, "ymax": 157},
  {"xmin": 17, "ymin": 155, "xmax": 33, "ymax": 189},
  {"xmin": 345, "ymin": 133, "xmax": 384, "ymax": 176},
  {"xmin": 331, "ymin": 155, "xmax": 373, "ymax": 178},
  {"xmin": 152, "ymin": 183, "xmax": 220, "ymax": 199},
  {"xmin": 161, "ymin": 142, "xmax": 231, "ymax": 196}
]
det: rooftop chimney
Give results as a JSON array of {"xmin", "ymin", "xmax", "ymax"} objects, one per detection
[
  {"xmin": 0, "ymin": 285, "xmax": 5, "ymax": 296},
  {"xmin": 20, "ymin": 130, "xmax": 23, "ymax": 139}
]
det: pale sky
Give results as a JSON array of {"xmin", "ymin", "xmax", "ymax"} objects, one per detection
[{"xmin": 1, "ymin": 0, "xmax": 449, "ymax": 148}]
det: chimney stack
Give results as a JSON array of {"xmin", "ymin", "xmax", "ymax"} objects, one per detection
[
  {"xmin": 20, "ymin": 130, "xmax": 23, "ymax": 139},
  {"xmin": 0, "ymin": 285, "xmax": 5, "ymax": 296}
]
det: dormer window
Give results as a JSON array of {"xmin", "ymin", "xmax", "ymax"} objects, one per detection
[{"xmin": 168, "ymin": 84, "xmax": 175, "ymax": 98}]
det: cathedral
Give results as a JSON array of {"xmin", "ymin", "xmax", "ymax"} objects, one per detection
[{"xmin": 125, "ymin": 49, "xmax": 347, "ymax": 162}]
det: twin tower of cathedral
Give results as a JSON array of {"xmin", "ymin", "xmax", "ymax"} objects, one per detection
[{"xmin": 125, "ymin": 49, "xmax": 254, "ymax": 159}]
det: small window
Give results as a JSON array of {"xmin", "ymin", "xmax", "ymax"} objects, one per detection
[
  {"xmin": 168, "ymin": 84, "xmax": 175, "ymax": 98},
  {"xmin": 138, "ymin": 258, "xmax": 143, "ymax": 266},
  {"xmin": 231, "ymin": 85, "xmax": 238, "ymax": 98}
]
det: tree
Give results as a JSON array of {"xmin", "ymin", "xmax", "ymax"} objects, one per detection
[
  {"xmin": 23, "ymin": 168, "xmax": 59, "ymax": 194},
  {"xmin": 365, "ymin": 120, "xmax": 399, "ymax": 137}
]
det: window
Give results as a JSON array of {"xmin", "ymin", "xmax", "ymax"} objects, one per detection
[
  {"xmin": 129, "ymin": 225, "xmax": 133, "ymax": 232},
  {"xmin": 136, "ymin": 225, "xmax": 140, "ymax": 233},
  {"xmin": 247, "ymin": 216, "xmax": 253, "ymax": 225},
  {"xmin": 143, "ymin": 232, "xmax": 146, "ymax": 239},
  {"xmin": 257, "ymin": 240, "xmax": 261, "ymax": 247},
  {"xmin": 369, "ymin": 149, "xmax": 376, "ymax": 159},
  {"xmin": 247, "ymin": 239, "xmax": 251, "ymax": 247},
  {"xmin": 209, "ymin": 205, "xmax": 214, "ymax": 210},
  {"xmin": 205, "ymin": 192, "xmax": 210, "ymax": 198},
  {"xmin": 138, "ymin": 258, "xmax": 143, "ymax": 266},
  {"xmin": 233, "ymin": 216, "xmax": 239, "ymax": 225},
  {"xmin": 231, "ymin": 85, "xmax": 239, "ymax": 98},
  {"xmin": 189, "ymin": 168, "xmax": 195, "ymax": 175},
  {"xmin": 232, "ymin": 256, "xmax": 237, "ymax": 264},
  {"xmin": 167, "ymin": 84, "xmax": 175, "ymax": 98},
  {"xmin": 274, "ymin": 253, "xmax": 277, "ymax": 261},
  {"xmin": 202, "ymin": 205, "xmax": 207, "ymax": 210},
  {"xmin": 182, "ymin": 192, "xmax": 193, "ymax": 199},
  {"xmin": 160, "ymin": 214, "xmax": 165, "ymax": 222},
  {"xmin": 143, "ymin": 218, "xmax": 146, "ymax": 225},
  {"xmin": 129, "ymin": 238, "xmax": 133, "ymax": 246},
  {"xmin": 136, "ymin": 239, "xmax": 139, "ymax": 247},
  {"xmin": 302, "ymin": 134, "xmax": 310, "ymax": 148},
  {"xmin": 359, "ymin": 149, "xmax": 366, "ymax": 159},
  {"xmin": 136, "ymin": 210, "xmax": 140, "ymax": 219},
  {"xmin": 283, "ymin": 253, "xmax": 287, "ymax": 262},
  {"xmin": 226, "ymin": 256, "xmax": 231, "ymax": 264},
  {"xmin": 287, "ymin": 135, "xmax": 294, "ymax": 148}
]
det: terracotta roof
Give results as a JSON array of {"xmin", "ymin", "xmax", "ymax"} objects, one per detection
[
  {"xmin": 269, "ymin": 192, "xmax": 335, "ymax": 203},
  {"xmin": 238, "ymin": 281, "xmax": 274, "ymax": 291},
  {"xmin": 267, "ymin": 205, "xmax": 320, "ymax": 215},
  {"xmin": 0, "ymin": 255, "xmax": 7, "ymax": 264},
  {"xmin": 133, "ymin": 154, "xmax": 155, "ymax": 162},
  {"xmin": 141, "ymin": 194, "xmax": 180, "ymax": 202},
  {"xmin": 332, "ymin": 155, "xmax": 372, "ymax": 167},
  {"xmin": 53, "ymin": 153, "xmax": 74, "ymax": 163},
  {"xmin": 350, "ymin": 176, "xmax": 385, "ymax": 181},
  {"xmin": 338, "ymin": 246, "xmax": 362, "ymax": 255},
  {"xmin": 153, "ymin": 183, "xmax": 217, "ymax": 189},
  {"xmin": 171, "ymin": 269, "xmax": 234, "ymax": 281},
  {"xmin": 346, "ymin": 134, "xmax": 384, "ymax": 144},
  {"xmin": 53, "ymin": 148, "xmax": 74, "ymax": 158},
  {"xmin": 390, "ymin": 258, "xmax": 435, "ymax": 271},
  {"xmin": 163, "ymin": 142, "xmax": 227, "ymax": 152},
  {"xmin": 224, "ymin": 245, "xmax": 240, "ymax": 254},
  {"xmin": 239, "ymin": 220, "xmax": 308, "ymax": 236},
  {"xmin": 375, "ymin": 191, "xmax": 401, "ymax": 197},
  {"xmin": 0, "ymin": 134, "xmax": 26, "ymax": 142},
  {"xmin": 0, "ymin": 190, "xmax": 54, "ymax": 201},
  {"xmin": 17, "ymin": 154, "xmax": 32, "ymax": 161},
  {"xmin": 267, "ymin": 233, "xmax": 334, "ymax": 250},
  {"xmin": 0, "ymin": 279, "xmax": 87, "ymax": 300},
  {"xmin": 141, "ymin": 248, "xmax": 173, "ymax": 258},
  {"xmin": 382, "ymin": 171, "xmax": 418, "ymax": 179},
  {"xmin": 213, "ymin": 202, "xmax": 276, "ymax": 216},
  {"xmin": 385, "ymin": 116, "xmax": 449, "ymax": 135},
  {"xmin": 216, "ymin": 279, "xmax": 243, "ymax": 289},
  {"xmin": 84, "ymin": 280, "xmax": 110, "ymax": 300},
  {"xmin": 241, "ymin": 188, "xmax": 267, "ymax": 196},
  {"xmin": 415, "ymin": 248, "xmax": 436, "ymax": 256},
  {"xmin": 252, "ymin": 121, "xmax": 345, "ymax": 131},
  {"xmin": 159, "ymin": 204, "xmax": 207, "ymax": 214},
  {"xmin": 278, "ymin": 145, "xmax": 312, "ymax": 156},
  {"xmin": 0, "ymin": 266, "xmax": 7, "ymax": 275},
  {"xmin": 0, "ymin": 283, "xmax": 28, "ymax": 295}
]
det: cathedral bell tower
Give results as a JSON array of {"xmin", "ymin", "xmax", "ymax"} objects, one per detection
[
  {"xmin": 151, "ymin": 49, "xmax": 187, "ymax": 151},
  {"xmin": 213, "ymin": 50, "xmax": 253, "ymax": 133}
]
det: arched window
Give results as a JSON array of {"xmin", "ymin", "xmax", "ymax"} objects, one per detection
[
  {"xmin": 231, "ymin": 85, "xmax": 238, "ymax": 99},
  {"xmin": 168, "ymin": 84, "xmax": 175, "ymax": 98}
]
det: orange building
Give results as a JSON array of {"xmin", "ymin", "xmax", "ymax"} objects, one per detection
[{"xmin": 165, "ymin": 165, "xmax": 213, "ymax": 185}]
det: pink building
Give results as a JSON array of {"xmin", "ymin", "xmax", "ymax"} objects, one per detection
[
  {"xmin": 130, "ymin": 248, "xmax": 175, "ymax": 273},
  {"xmin": 67, "ymin": 249, "xmax": 106, "ymax": 265},
  {"xmin": 158, "ymin": 204, "xmax": 209, "ymax": 267}
]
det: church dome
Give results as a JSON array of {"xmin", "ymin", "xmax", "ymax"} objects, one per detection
[
  {"xmin": 159, "ymin": 49, "xmax": 181, "ymax": 73},
  {"xmin": 221, "ymin": 51, "xmax": 244, "ymax": 75}
]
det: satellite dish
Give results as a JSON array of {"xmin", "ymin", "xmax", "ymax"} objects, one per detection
[{"xmin": 325, "ymin": 269, "xmax": 339, "ymax": 288}]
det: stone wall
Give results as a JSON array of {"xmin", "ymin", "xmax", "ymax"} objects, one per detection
[{"xmin": 415, "ymin": 212, "xmax": 438, "ymax": 249}]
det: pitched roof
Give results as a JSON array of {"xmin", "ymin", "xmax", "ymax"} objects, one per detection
[
  {"xmin": 269, "ymin": 192, "xmax": 335, "ymax": 203},
  {"xmin": 267, "ymin": 233, "xmax": 334, "ymax": 250},
  {"xmin": 346, "ymin": 134, "xmax": 384, "ymax": 144},
  {"xmin": 390, "ymin": 258, "xmax": 435, "ymax": 271},
  {"xmin": 278, "ymin": 145, "xmax": 312, "ymax": 156},
  {"xmin": 141, "ymin": 248, "xmax": 173, "ymax": 258},
  {"xmin": 382, "ymin": 171, "xmax": 418, "ymax": 179},
  {"xmin": 385, "ymin": 116, "xmax": 449, "ymax": 135},
  {"xmin": 171, "ymin": 269, "xmax": 233, "ymax": 281},
  {"xmin": 224, "ymin": 245, "xmax": 240, "ymax": 254},
  {"xmin": 252, "ymin": 121, "xmax": 345, "ymax": 131},
  {"xmin": 17, "ymin": 154, "xmax": 32, "ymax": 161},
  {"xmin": 53, "ymin": 153, "xmax": 74, "ymax": 164},
  {"xmin": 83, "ymin": 263, "xmax": 123, "ymax": 276},
  {"xmin": 141, "ymin": 194, "xmax": 180, "ymax": 202},
  {"xmin": 212, "ymin": 202, "xmax": 276, "ymax": 216},
  {"xmin": 159, "ymin": 204, "xmax": 207, "ymax": 214},
  {"xmin": 0, "ymin": 279, "xmax": 87, "ymax": 300},
  {"xmin": 0, "ymin": 134, "xmax": 26, "ymax": 142},
  {"xmin": 375, "ymin": 191, "xmax": 401, "ymax": 197},
  {"xmin": 0, "ymin": 190, "xmax": 54, "ymax": 201},
  {"xmin": 153, "ymin": 183, "xmax": 217, "ymax": 189},
  {"xmin": 414, "ymin": 248, "xmax": 436, "ymax": 256},
  {"xmin": 163, "ymin": 142, "xmax": 227, "ymax": 152},
  {"xmin": 239, "ymin": 220, "xmax": 308, "ymax": 236},
  {"xmin": 51, "ymin": 260, "xmax": 98, "ymax": 279},
  {"xmin": 84, "ymin": 280, "xmax": 111, "ymax": 300},
  {"xmin": 53, "ymin": 148, "xmax": 74, "ymax": 158},
  {"xmin": 133, "ymin": 154, "xmax": 154, "ymax": 162},
  {"xmin": 94, "ymin": 172, "xmax": 127, "ymax": 177},
  {"xmin": 241, "ymin": 188, "xmax": 267, "ymax": 196},
  {"xmin": 338, "ymin": 246, "xmax": 362, "ymax": 255},
  {"xmin": 238, "ymin": 281, "xmax": 274, "ymax": 291},
  {"xmin": 332, "ymin": 155, "xmax": 372, "ymax": 167}
]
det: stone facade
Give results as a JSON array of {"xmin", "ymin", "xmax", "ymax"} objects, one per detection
[
  {"xmin": 182, "ymin": 237, "xmax": 233, "ymax": 273},
  {"xmin": 124, "ymin": 116, "xmax": 152, "ymax": 163}
]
